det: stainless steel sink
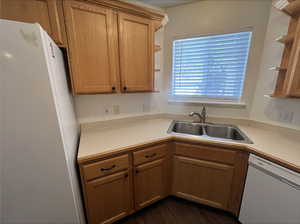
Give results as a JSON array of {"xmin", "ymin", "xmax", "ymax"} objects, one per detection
[
  {"xmin": 168, "ymin": 121, "xmax": 253, "ymax": 144},
  {"xmin": 172, "ymin": 121, "xmax": 204, "ymax": 136}
]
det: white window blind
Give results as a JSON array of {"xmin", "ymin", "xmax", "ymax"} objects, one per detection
[{"xmin": 172, "ymin": 31, "xmax": 252, "ymax": 99}]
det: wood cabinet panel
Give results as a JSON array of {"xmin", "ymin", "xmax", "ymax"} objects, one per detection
[
  {"xmin": 133, "ymin": 143, "xmax": 168, "ymax": 166},
  {"xmin": 227, "ymin": 151, "xmax": 249, "ymax": 216},
  {"xmin": 83, "ymin": 154, "xmax": 129, "ymax": 181},
  {"xmin": 172, "ymin": 156, "xmax": 234, "ymax": 210},
  {"xmin": 174, "ymin": 142, "xmax": 237, "ymax": 165},
  {"xmin": 134, "ymin": 159, "xmax": 167, "ymax": 209},
  {"xmin": 0, "ymin": 0, "xmax": 66, "ymax": 45},
  {"xmin": 85, "ymin": 170, "xmax": 132, "ymax": 224},
  {"xmin": 63, "ymin": 0, "xmax": 119, "ymax": 94},
  {"xmin": 118, "ymin": 12, "xmax": 154, "ymax": 92}
]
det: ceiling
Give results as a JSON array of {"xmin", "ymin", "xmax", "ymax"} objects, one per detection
[
  {"xmin": 135, "ymin": 0, "xmax": 200, "ymax": 8},
  {"xmin": 134, "ymin": 0, "xmax": 271, "ymax": 8}
]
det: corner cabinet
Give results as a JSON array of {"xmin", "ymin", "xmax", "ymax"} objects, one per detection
[
  {"xmin": 0, "ymin": 0, "xmax": 66, "ymax": 46},
  {"xmin": 172, "ymin": 142, "xmax": 249, "ymax": 216},
  {"xmin": 173, "ymin": 156, "xmax": 234, "ymax": 210},
  {"xmin": 63, "ymin": 0, "xmax": 165, "ymax": 94}
]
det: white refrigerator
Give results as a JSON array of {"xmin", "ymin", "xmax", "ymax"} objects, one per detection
[{"xmin": 0, "ymin": 20, "xmax": 85, "ymax": 224}]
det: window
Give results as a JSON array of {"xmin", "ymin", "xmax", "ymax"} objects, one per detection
[{"xmin": 172, "ymin": 31, "xmax": 252, "ymax": 101}]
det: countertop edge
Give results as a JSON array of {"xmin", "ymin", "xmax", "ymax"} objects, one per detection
[{"xmin": 77, "ymin": 135, "xmax": 300, "ymax": 173}]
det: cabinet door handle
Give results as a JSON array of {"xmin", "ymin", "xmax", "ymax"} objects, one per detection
[
  {"xmin": 135, "ymin": 169, "xmax": 139, "ymax": 174},
  {"xmin": 100, "ymin": 164, "xmax": 116, "ymax": 172},
  {"xmin": 112, "ymin": 86, "xmax": 116, "ymax": 91},
  {"xmin": 124, "ymin": 173, "xmax": 129, "ymax": 178},
  {"xmin": 123, "ymin": 87, "xmax": 127, "ymax": 91},
  {"xmin": 145, "ymin": 153, "xmax": 157, "ymax": 158}
]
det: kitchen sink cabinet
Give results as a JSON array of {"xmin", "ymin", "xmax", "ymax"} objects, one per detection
[
  {"xmin": 172, "ymin": 142, "xmax": 249, "ymax": 216},
  {"xmin": 0, "ymin": 0, "xmax": 66, "ymax": 46},
  {"xmin": 172, "ymin": 155, "xmax": 234, "ymax": 210}
]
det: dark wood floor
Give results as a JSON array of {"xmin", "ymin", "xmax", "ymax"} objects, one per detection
[{"xmin": 115, "ymin": 197, "xmax": 240, "ymax": 224}]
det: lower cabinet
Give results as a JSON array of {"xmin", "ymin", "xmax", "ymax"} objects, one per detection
[
  {"xmin": 79, "ymin": 141, "xmax": 248, "ymax": 224},
  {"xmin": 172, "ymin": 142, "xmax": 249, "ymax": 215},
  {"xmin": 173, "ymin": 156, "xmax": 234, "ymax": 210},
  {"xmin": 134, "ymin": 158, "xmax": 167, "ymax": 209},
  {"xmin": 85, "ymin": 170, "xmax": 132, "ymax": 224}
]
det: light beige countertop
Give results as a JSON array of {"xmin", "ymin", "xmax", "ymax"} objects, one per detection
[{"xmin": 78, "ymin": 115, "xmax": 300, "ymax": 172}]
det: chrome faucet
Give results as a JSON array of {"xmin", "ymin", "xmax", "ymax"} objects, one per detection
[{"xmin": 189, "ymin": 106, "xmax": 207, "ymax": 123}]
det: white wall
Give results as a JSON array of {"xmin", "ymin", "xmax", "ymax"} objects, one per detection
[
  {"xmin": 75, "ymin": 27, "xmax": 166, "ymax": 123},
  {"xmin": 250, "ymin": 8, "xmax": 300, "ymax": 129},
  {"xmin": 0, "ymin": 49, "xmax": 4, "ymax": 223},
  {"xmin": 163, "ymin": 0, "xmax": 271, "ymax": 118}
]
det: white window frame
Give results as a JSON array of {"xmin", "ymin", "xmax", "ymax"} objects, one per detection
[{"xmin": 169, "ymin": 28, "xmax": 253, "ymax": 107}]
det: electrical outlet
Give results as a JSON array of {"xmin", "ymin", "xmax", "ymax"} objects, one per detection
[{"xmin": 112, "ymin": 105, "xmax": 120, "ymax": 115}]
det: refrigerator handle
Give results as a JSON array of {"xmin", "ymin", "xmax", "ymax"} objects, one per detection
[{"xmin": 50, "ymin": 42, "xmax": 55, "ymax": 58}]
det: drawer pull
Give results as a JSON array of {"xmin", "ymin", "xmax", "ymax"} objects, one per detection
[
  {"xmin": 145, "ymin": 153, "xmax": 157, "ymax": 158},
  {"xmin": 100, "ymin": 164, "xmax": 116, "ymax": 172}
]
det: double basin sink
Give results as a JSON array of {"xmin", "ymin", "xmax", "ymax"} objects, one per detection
[{"xmin": 168, "ymin": 121, "xmax": 253, "ymax": 144}]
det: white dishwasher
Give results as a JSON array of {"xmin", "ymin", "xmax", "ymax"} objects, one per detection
[{"xmin": 239, "ymin": 154, "xmax": 300, "ymax": 224}]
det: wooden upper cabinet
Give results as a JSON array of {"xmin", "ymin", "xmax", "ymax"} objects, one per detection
[
  {"xmin": 118, "ymin": 12, "xmax": 154, "ymax": 92},
  {"xmin": 63, "ymin": 0, "xmax": 119, "ymax": 94},
  {"xmin": 0, "ymin": 0, "xmax": 66, "ymax": 46},
  {"xmin": 85, "ymin": 170, "xmax": 132, "ymax": 224}
]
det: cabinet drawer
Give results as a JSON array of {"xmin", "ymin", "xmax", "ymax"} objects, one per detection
[
  {"xmin": 174, "ymin": 142, "xmax": 236, "ymax": 165},
  {"xmin": 134, "ymin": 144, "xmax": 168, "ymax": 166},
  {"xmin": 83, "ymin": 154, "xmax": 129, "ymax": 181}
]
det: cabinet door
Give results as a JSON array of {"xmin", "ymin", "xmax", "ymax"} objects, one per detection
[
  {"xmin": 64, "ymin": 0, "xmax": 119, "ymax": 94},
  {"xmin": 0, "ymin": 0, "xmax": 65, "ymax": 45},
  {"xmin": 134, "ymin": 158, "xmax": 167, "ymax": 209},
  {"xmin": 172, "ymin": 156, "xmax": 234, "ymax": 210},
  {"xmin": 85, "ymin": 170, "xmax": 132, "ymax": 224},
  {"xmin": 118, "ymin": 12, "xmax": 154, "ymax": 92}
]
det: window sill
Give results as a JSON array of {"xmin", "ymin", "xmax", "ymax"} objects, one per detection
[{"xmin": 168, "ymin": 99, "xmax": 247, "ymax": 108}]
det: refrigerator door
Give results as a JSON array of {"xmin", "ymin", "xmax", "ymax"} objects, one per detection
[
  {"xmin": 40, "ymin": 30, "xmax": 85, "ymax": 224},
  {"xmin": 1, "ymin": 19, "xmax": 83, "ymax": 224}
]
